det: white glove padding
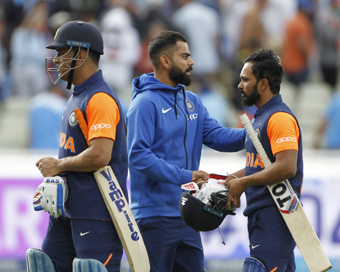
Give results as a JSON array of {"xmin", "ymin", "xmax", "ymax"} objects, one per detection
[
  {"xmin": 33, "ymin": 176, "xmax": 68, "ymax": 218},
  {"xmin": 192, "ymin": 176, "xmax": 226, "ymax": 204},
  {"xmin": 181, "ymin": 182, "xmax": 200, "ymax": 194}
]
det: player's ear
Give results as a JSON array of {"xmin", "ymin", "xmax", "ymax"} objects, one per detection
[
  {"xmin": 259, "ymin": 78, "xmax": 268, "ymax": 91},
  {"xmin": 77, "ymin": 49, "xmax": 87, "ymax": 64},
  {"xmin": 160, "ymin": 55, "xmax": 171, "ymax": 69}
]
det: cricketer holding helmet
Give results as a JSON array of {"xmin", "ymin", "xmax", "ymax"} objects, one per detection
[
  {"xmin": 226, "ymin": 48, "xmax": 303, "ymax": 271},
  {"xmin": 28, "ymin": 21, "xmax": 128, "ymax": 272},
  {"xmin": 126, "ymin": 30, "xmax": 246, "ymax": 272}
]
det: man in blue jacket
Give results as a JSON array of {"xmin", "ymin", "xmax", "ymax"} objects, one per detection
[{"xmin": 126, "ymin": 30, "xmax": 246, "ymax": 272}]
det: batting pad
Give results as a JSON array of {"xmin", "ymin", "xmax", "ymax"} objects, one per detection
[
  {"xmin": 73, "ymin": 258, "xmax": 108, "ymax": 272},
  {"xmin": 26, "ymin": 248, "xmax": 56, "ymax": 272},
  {"xmin": 242, "ymin": 257, "xmax": 267, "ymax": 272}
]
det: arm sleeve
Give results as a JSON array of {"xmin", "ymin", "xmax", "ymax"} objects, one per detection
[
  {"xmin": 86, "ymin": 92, "xmax": 120, "ymax": 142},
  {"xmin": 127, "ymin": 96, "xmax": 192, "ymax": 186},
  {"xmin": 202, "ymin": 104, "xmax": 246, "ymax": 151},
  {"xmin": 267, "ymin": 112, "xmax": 300, "ymax": 155}
]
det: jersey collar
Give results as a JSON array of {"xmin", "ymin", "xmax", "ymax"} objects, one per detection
[
  {"xmin": 73, "ymin": 70, "xmax": 103, "ymax": 95},
  {"xmin": 254, "ymin": 94, "xmax": 282, "ymax": 118}
]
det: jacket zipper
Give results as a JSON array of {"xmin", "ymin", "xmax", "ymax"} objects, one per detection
[{"xmin": 174, "ymin": 91, "xmax": 188, "ymax": 169}]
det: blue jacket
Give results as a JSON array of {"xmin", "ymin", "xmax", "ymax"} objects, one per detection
[{"xmin": 126, "ymin": 73, "xmax": 246, "ymax": 219}]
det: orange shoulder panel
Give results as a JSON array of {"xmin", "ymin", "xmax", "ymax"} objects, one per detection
[
  {"xmin": 86, "ymin": 92, "xmax": 120, "ymax": 142},
  {"xmin": 267, "ymin": 112, "xmax": 300, "ymax": 156}
]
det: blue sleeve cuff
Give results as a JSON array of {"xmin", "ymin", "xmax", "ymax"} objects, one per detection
[{"xmin": 180, "ymin": 170, "xmax": 193, "ymax": 185}]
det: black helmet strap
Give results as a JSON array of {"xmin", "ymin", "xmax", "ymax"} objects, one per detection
[{"xmin": 67, "ymin": 47, "xmax": 80, "ymax": 90}]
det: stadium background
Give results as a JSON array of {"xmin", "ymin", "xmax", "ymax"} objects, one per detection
[{"xmin": 1, "ymin": 0, "xmax": 340, "ymax": 271}]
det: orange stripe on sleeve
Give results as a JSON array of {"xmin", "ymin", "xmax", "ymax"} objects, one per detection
[
  {"xmin": 74, "ymin": 108, "xmax": 90, "ymax": 146},
  {"xmin": 86, "ymin": 92, "xmax": 120, "ymax": 142},
  {"xmin": 267, "ymin": 112, "xmax": 300, "ymax": 156}
]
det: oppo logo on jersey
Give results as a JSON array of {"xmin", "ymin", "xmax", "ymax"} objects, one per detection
[
  {"xmin": 91, "ymin": 124, "xmax": 111, "ymax": 130},
  {"xmin": 276, "ymin": 137, "xmax": 297, "ymax": 144},
  {"xmin": 246, "ymin": 152, "xmax": 264, "ymax": 169}
]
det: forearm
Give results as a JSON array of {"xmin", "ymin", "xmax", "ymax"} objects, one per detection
[
  {"xmin": 130, "ymin": 152, "xmax": 192, "ymax": 185},
  {"xmin": 242, "ymin": 162, "xmax": 295, "ymax": 188},
  {"xmin": 225, "ymin": 168, "xmax": 245, "ymax": 186},
  {"xmin": 58, "ymin": 146, "xmax": 109, "ymax": 173},
  {"xmin": 37, "ymin": 138, "xmax": 113, "ymax": 177},
  {"xmin": 204, "ymin": 128, "xmax": 246, "ymax": 152},
  {"xmin": 226, "ymin": 163, "xmax": 294, "ymax": 208}
]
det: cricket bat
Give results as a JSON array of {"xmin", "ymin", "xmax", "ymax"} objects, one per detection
[
  {"xmin": 94, "ymin": 166, "xmax": 150, "ymax": 272},
  {"xmin": 74, "ymin": 109, "xmax": 150, "ymax": 272},
  {"xmin": 240, "ymin": 113, "xmax": 331, "ymax": 272}
]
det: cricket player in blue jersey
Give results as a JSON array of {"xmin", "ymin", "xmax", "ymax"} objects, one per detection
[
  {"xmin": 226, "ymin": 48, "xmax": 304, "ymax": 271},
  {"xmin": 27, "ymin": 21, "xmax": 127, "ymax": 272},
  {"xmin": 126, "ymin": 30, "xmax": 246, "ymax": 272}
]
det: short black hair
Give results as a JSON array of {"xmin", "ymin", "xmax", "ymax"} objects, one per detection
[
  {"xmin": 148, "ymin": 30, "xmax": 187, "ymax": 68},
  {"xmin": 244, "ymin": 48, "xmax": 284, "ymax": 95},
  {"xmin": 88, "ymin": 49, "xmax": 100, "ymax": 66},
  {"xmin": 78, "ymin": 48, "xmax": 100, "ymax": 66}
]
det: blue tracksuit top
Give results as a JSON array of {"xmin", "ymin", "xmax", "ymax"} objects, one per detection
[
  {"xmin": 126, "ymin": 73, "xmax": 246, "ymax": 220},
  {"xmin": 243, "ymin": 95, "xmax": 303, "ymax": 217},
  {"xmin": 59, "ymin": 70, "xmax": 128, "ymax": 220}
]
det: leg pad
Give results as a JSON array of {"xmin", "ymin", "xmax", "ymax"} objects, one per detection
[
  {"xmin": 242, "ymin": 257, "xmax": 267, "ymax": 272},
  {"xmin": 26, "ymin": 248, "xmax": 56, "ymax": 272},
  {"xmin": 72, "ymin": 258, "xmax": 108, "ymax": 272}
]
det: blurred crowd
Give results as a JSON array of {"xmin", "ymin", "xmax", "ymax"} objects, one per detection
[{"xmin": 0, "ymin": 0, "xmax": 340, "ymax": 149}]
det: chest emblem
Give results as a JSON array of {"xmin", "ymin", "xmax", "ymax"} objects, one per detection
[
  {"xmin": 186, "ymin": 99, "xmax": 195, "ymax": 112},
  {"xmin": 255, "ymin": 128, "xmax": 261, "ymax": 140},
  {"xmin": 69, "ymin": 112, "xmax": 78, "ymax": 127}
]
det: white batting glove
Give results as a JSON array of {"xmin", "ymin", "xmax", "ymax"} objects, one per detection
[
  {"xmin": 181, "ymin": 182, "xmax": 200, "ymax": 195},
  {"xmin": 33, "ymin": 176, "xmax": 68, "ymax": 218}
]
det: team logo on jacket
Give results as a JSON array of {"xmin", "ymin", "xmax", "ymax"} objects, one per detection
[
  {"xmin": 186, "ymin": 99, "xmax": 195, "ymax": 112},
  {"xmin": 69, "ymin": 112, "xmax": 78, "ymax": 127}
]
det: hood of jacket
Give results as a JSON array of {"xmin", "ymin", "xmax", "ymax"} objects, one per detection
[{"xmin": 131, "ymin": 72, "xmax": 185, "ymax": 100}]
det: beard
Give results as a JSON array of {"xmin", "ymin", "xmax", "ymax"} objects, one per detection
[
  {"xmin": 168, "ymin": 64, "xmax": 192, "ymax": 86},
  {"xmin": 241, "ymin": 83, "xmax": 260, "ymax": 107}
]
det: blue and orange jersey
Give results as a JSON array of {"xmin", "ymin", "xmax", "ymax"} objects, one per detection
[
  {"xmin": 59, "ymin": 70, "xmax": 128, "ymax": 220},
  {"xmin": 244, "ymin": 95, "xmax": 303, "ymax": 217}
]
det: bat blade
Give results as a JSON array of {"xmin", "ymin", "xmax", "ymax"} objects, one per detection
[
  {"xmin": 240, "ymin": 113, "xmax": 331, "ymax": 272},
  {"xmin": 94, "ymin": 166, "xmax": 150, "ymax": 272},
  {"xmin": 282, "ymin": 208, "xmax": 331, "ymax": 272}
]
